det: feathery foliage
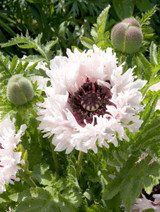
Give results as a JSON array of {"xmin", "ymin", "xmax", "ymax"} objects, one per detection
[{"xmin": 0, "ymin": 2, "xmax": 160, "ymax": 212}]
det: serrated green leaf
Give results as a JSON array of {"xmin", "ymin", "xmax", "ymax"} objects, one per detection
[
  {"xmin": 143, "ymin": 117, "xmax": 160, "ymax": 140},
  {"xmin": 102, "ymin": 151, "xmax": 160, "ymax": 212},
  {"xmin": 1, "ymin": 35, "xmax": 31, "ymax": 48},
  {"xmin": 140, "ymin": 93, "xmax": 158, "ymax": 129},
  {"xmin": 14, "ymin": 61, "xmax": 23, "ymax": 74},
  {"xmin": 35, "ymin": 33, "xmax": 43, "ymax": 45},
  {"xmin": 150, "ymin": 65, "xmax": 160, "ymax": 80},
  {"xmin": 22, "ymin": 55, "xmax": 46, "ymax": 63},
  {"xmin": 150, "ymin": 42, "xmax": 158, "ymax": 66},
  {"xmin": 22, "ymin": 61, "xmax": 29, "ymax": 72},
  {"xmin": 16, "ymin": 197, "xmax": 59, "ymax": 212},
  {"xmin": 97, "ymin": 5, "xmax": 110, "ymax": 39},
  {"xmin": 103, "ymin": 31, "xmax": 112, "ymax": 46},
  {"xmin": 0, "ymin": 55, "xmax": 12, "ymax": 77},
  {"xmin": 1, "ymin": 33, "xmax": 55, "ymax": 61},
  {"xmin": 157, "ymin": 48, "xmax": 160, "ymax": 64},
  {"xmin": 103, "ymin": 194, "xmax": 122, "ymax": 212},
  {"xmin": 45, "ymin": 186, "xmax": 79, "ymax": 212},
  {"xmin": 10, "ymin": 56, "xmax": 19, "ymax": 73},
  {"xmin": 8, "ymin": 187, "xmax": 50, "ymax": 203},
  {"xmin": 102, "ymin": 156, "xmax": 137, "ymax": 201},
  {"xmin": 4, "ymin": 56, "xmax": 9, "ymax": 68},
  {"xmin": 132, "ymin": 55, "xmax": 142, "ymax": 78},
  {"xmin": 112, "ymin": 151, "xmax": 125, "ymax": 167},
  {"xmin": 90, "ymin": 27, "xmax": 97, "ymax": 42},
  {"xmin": 67, "ymin": 157, "xmax": 80, "ymax": 190},
  {"xmin": 138, "ymin": 52, "xmax": 151, "ymax": 80},
  {"xmin": 132, "ymin": 115, "xmax": 160, "ymax": 153},
  {"xmin": 18, "ymin": 44, "xmax": 37, "ymax": 49},
  {"xmin": 65, "ymin": 155, "xmax": 82, "ymax": 208},
  {"xmin": 140, "ymin": 6, "xmax": 157, "ymax": 27},
  {"xmin": 0, "ymin": 197, "xmax": 7, "ymax": 203},
  {"xmin": 31, "ymin": 164, "xmax": 55, "ymax": 186},
  {"xmin": 13, "ymin": 187, "xmax": 79, "ymax": 212},
  {"xmin": 80, "ymin": 37, "xmax": 94, "ymax": 49},
  {"xmin": 136, "ymin": 6, "xmax": 156, "ymax": 45},
  {"xmin": 8, "ymin": 193, "xmax": 19, "ymax": 202},
  {"xmin": 27, "ymin": 62, "xmax": 39, "ymax": 71},
  {"xmin": 103, "ymin": 141, "xmax": 130, "ymax": 172},
  {"xmin": 120, "ymin": 156, "xmax": 153, "ymax": 212},
  {"xmin": 141, "ymin": 132, "xmax": 160, "ymax": 151},
  {"xmin": 96, "ymin": 40, "xmax": 108, "ymax": 49},
  {"xmin": 44, "ymin": 39, "xmax": 58, "ymax": 53}
]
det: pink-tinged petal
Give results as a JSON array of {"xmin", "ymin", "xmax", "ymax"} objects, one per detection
[
  {"xmin": 37, "ymin": 46, "xmax": 145, "ymax": 154},
  {"xmin": 131, "ymin": 194, "xmax": 160, "ymax": 212},
  {"xmin": 0, "ymin": 116, "xmax": 26, "ymax": 193},
  {"xmin": 149, "ymin": 82, "xmax": 160, "ymax": 110}
]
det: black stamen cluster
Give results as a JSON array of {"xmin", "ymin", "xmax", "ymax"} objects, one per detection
[{"xmin": 68, "ymin": 80, "xmax": 115, "ymax": 126}]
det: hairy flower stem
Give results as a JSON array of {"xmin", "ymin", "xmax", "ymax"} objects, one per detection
[
  {"xmin": 19, "ymin": 170, "xmax": 36, "ymax": 187},
  {"xmin": 76, "ymin": 151, "xmax": 84, "ymax": 180},
  {"xmin": 24, "ymin": 175, "xmax": 37, "ymax": 187},
  {"xmin": 29, "ymin": 107, "xmax": 38, "ymax": 117},
  {"xmin": 119, "ymin": 55, "xmax": 126, "ymax": 65},
  {"xmin": 50, "ymin": 142, "xmax": 59, "ymax": 175}
]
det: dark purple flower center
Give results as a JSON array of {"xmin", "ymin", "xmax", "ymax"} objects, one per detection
[
  {"xmin": 140, "ymin": 184, "xmax": 160, "ymax": 207},
  {"xmin": 81, "ymin": 91, "xmax": 101, "ymax": 112},
  {"xmin": 68, "ymin": 79, "xmax": 115, "ymax": 126},
  {"xmin": 0, "ymin": 143, "xmax": 3, "ymax": 149}
]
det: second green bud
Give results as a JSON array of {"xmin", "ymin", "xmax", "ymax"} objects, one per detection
[
  {"xmin": 7, "ymin": 74, "xmax": 34, "ymax": 106},
  {"xmin": 111, "ymin": 18, "xmax": 143, "ymax": 54}
]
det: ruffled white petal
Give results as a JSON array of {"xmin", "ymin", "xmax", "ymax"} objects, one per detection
[
  {"xmin": 0, "ymin": 116, "xmax": 26, "ymax": 193},
  {"xmin": 149, "ymin": 82, "xmax": 160, "ymax": 110},
  {"xmin": 131, "ymin": 194, "xmax": 160, "ymax": 212},
  {"xmin": 37, "ymin": 46, "xmax": 146, "ymax": 153}
]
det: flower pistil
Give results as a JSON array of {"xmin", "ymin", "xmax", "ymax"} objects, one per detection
[{"xmin": 69, "ymin": 78, "xmax": 115, "ymax": 126}]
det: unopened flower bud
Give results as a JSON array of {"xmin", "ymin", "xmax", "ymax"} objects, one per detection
[
  {"xmin": 7, "ymin": 74, "xmax": 34, "ymax": 106},
  {"xmin": 111, "ymin": 18, "xmax": 143, "ymax": 54}
]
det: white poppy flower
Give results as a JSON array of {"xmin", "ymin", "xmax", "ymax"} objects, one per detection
[
  {"xmin": 131, "ymin": 194, "xmax": 160, "ymax": 212},
  {"xmin": 0, "ymin": 116, "xmax": 26, "ymax": 193},
  {"xmin": 37, "ymin": 45, "xmax": 146, "ymax": 154},
  {"xmin": 149, "ymin": 82, "xmax": 160, "ymax": 110}
]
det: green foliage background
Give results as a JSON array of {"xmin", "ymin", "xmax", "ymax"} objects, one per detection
[
  {"xmin": 0, "ymin": 1, "xmax": 160, "ymax": 212},
  {"xmin": 0, "ymin": 0, "xmax": 159, "ymax": 56}
]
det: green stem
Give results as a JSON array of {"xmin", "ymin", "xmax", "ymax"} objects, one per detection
[
  {"xmin": 19, "ymin": 170, "xmax": 36, "ymax": 187},
  {"xmin": 119, "ymin": 55, "xmax": 126, "ymax": 66},
  {"xmin": 29, "ymin": 107, "xmax": 38, "ymax": 117},
  {"xmin": 76, "ymin": 151, "xmax": 84, "ymax": 179},
  {"xmin": 24, "ymin": 175, "xmax": 37, "ymax": 187},
  {"xmin": 50, "ymin": 142, "xmax": 59, "ymax": 175},
  {"xmin": 36, "ymin": 44, "xmax": 50, "ymax": 61}
]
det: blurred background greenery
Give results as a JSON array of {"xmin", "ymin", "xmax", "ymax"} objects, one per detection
[{"xmin": 0, "ymin": 0, "xmax": 159, "ymax": 57}]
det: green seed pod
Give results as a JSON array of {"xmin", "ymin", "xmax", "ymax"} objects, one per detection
[
  {"xmin": 7, "ymin": 74, "xmax": 34, "ymax": 106},
  {"xmin": 111, "ymin": 18, "xmax": 143, "ymax": 54}
]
